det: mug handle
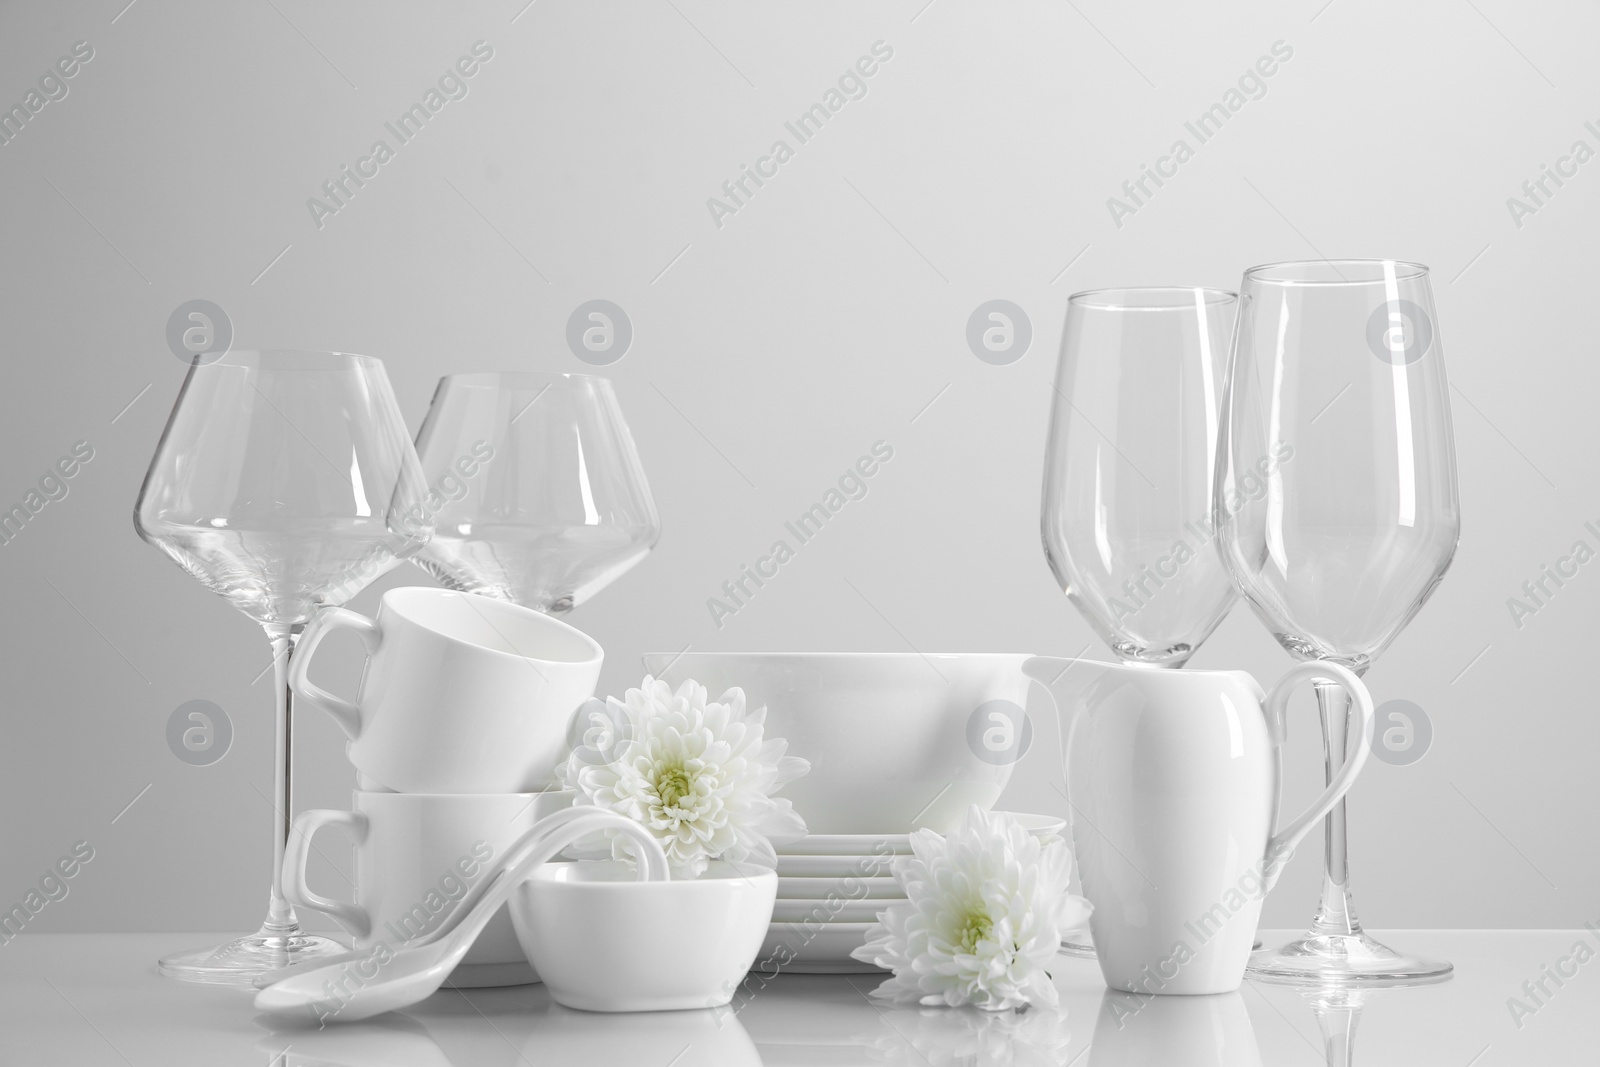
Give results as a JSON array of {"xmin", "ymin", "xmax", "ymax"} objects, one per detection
[
  {"xmin": 282, "ymin": 808, "xmax": 372, "ymax": 941},
  {"xmin": 288, "ymin": 607, "xmax": 383, "ymax": 741},
  {"xmin": 1259, "ymin": 660, "xmax": 1375, "ymax": 890}
]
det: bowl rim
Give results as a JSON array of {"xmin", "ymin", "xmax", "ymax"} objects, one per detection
[{"xmin": 523, "ymin": 859, "xmax": 778, "ymax": 889}]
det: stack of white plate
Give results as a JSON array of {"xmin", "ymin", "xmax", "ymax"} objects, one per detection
[{"xmin": 759, "ymin": 812, "xmax": 1066, "ymax": 973}]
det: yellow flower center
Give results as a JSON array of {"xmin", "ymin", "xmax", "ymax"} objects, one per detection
[
  {"xmin": 655, "ymin": 763, "xmax": 694, "ymax": 808},
  {"xmin": 957, "ymin": 905, "xmax": 994, "ymax": 954}
]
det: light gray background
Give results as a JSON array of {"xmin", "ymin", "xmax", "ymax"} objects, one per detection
[{"xmin": 1, "ymin": 0, "xmax": 1593, "ymax": 936}]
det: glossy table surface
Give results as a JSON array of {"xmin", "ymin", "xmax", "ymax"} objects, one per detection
[{"xmin": 1, "ymin": 931, "xmax": 1594, "ymax": 1065}]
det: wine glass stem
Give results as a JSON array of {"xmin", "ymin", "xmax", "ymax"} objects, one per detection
[
  {"xmin": 1309, "ymin": 680, "xmax": 1362, "ymax": 937},
  {"xmin": 262, "ymin": 627, "xmax": 303, "ymax": 937}
]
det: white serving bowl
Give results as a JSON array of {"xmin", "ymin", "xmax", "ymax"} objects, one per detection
[
  {"xmin": 510, "ymin": 861, "xmax": 777, "ymax": 1012},
  {"xmin": 641, "ymin": 652, "xmax": 1032, "ymax": 834}
]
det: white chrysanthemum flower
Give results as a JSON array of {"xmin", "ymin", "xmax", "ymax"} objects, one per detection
[
  {"xmin": 557, "ymin": 676, "xmax": 809, "ymax": 878},
  {"xmin": 851, "ymin": 806, "xmax": 1090, "ymax": 1012}
]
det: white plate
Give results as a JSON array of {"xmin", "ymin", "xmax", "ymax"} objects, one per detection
[
  {"xmin": 779, "ymin": 836, "xmax": 914, "ymax": 857},
  {"xmin": 777, "ymin": 875, "xmax": 903, "ymax": 899},
  {"xmin": 758, "ymin": 921, "xmax": 879, "ymax": 969},
  {"xmin": 778, "ymin": 812, "xmax": 1068, "ymax": 857},
  {"xmin": 776, "ymin": 853, "xmax": 899, "ymax": 877},
  {"xmin": 773, "ymin": 898, "xmax": 894, "ymax": 923}
]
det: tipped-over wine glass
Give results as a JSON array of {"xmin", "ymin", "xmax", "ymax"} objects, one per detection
[
  {"xmin": 1216, "ymin": 260, "xmax": 1460, "ymax": 984},
  {"xmin": 135, "ymin": 350, "xmax": 432, "ymax": 984},
  {"xmin": 410, "ymin": 372, "xmax": 659, "ymax": 613},
  {"xmin": 1040, "ymin": 286, "xmax": 1240, "ymax": 954}
]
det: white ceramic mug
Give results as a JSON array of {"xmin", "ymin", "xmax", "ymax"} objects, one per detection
[
  {"xmin": 283, "ymin": 790, "xmax": 573, "ymax": 987},
  {"xmin": 290, "ymin": 587, "xmax": 603, "ymax": 793},
  {"xmin": 1024, "ymin": 657, "xmax": 1375, "ymax": 995}
]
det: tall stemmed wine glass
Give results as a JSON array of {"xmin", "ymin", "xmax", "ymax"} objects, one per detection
[
  {"xmin": 135, "ymin": 350, "xmax": 432, "ymax": 984},
  {"xmin": 411, "ymin": 372, "xmax": 659, "ymax": 613},
  {"xmin": 1041, "ymin": 287, "xmax": 1240, "ymax": 953},
  {"xmin": 1215, "ymin": 260, "xmax": 1459, "ymax": 983}
]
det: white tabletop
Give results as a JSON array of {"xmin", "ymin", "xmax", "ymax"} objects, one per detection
[{"xmin": 2, "ymin": 931, "xmax": 1593, "ymax": 1065}]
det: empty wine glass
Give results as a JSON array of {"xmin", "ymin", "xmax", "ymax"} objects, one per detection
[
  {"xmin": 1042, "ymin": 287, "xmax": 1239, "ymax": 666},
  {"xmin": 411, "ymin": 372, "xmax": 659, "ymax": 614},
  {"xmin": 1215, "ymin": 260, "xmax": 1460, "ymax": 984},
  {"xmin": 1041, "ymin": 286, "xmax": 1239, "ymax": 954},
  {"xmin": 135, "ymin": 350, "xmax": 431, "ymax": 984}
]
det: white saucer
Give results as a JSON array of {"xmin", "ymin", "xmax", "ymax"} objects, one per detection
[
  {"xmin": 777, "ymin": 875, "xmax": 903, "ymax": 899},
  {"xmin": 779, "ymin": 835, "xmax": 913, "ymax": 857},
  {"xmin": 778, "ymin": 812, "xmax": 1067, "ymax": 860},
  {"xmin": 773, "ymin": 897, "xmax": 893, "ymax": 923},
  {"xmin": 775, "ymin": 853, "xmax": 898, "ymax": 877}
]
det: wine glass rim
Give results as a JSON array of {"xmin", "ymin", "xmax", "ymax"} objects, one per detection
[
  {"xmin": 437, "ymin": 371, "xmax": 613, "ymax": 388},
  {"xmin": 1243, "ymin": 259, "xmax": 1430, "ymax": 286},
  {"xmin": 1067, "ymin": 286, "xmax": 1237, "ymax": 310},
  {"xmin": 196, "ymin": 348, "xmax": 386, "ymax": 368}
]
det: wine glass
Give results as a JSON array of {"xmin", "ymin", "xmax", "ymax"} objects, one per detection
[
  {"xmin": 1041, "ymin": 286, "xmax": 1239, "ymax": 953},
  {"xmin": 1215, "ymin": 259, "xmax": 1460, "ymax": 983},
  {"xmin": 135, "ymin": 350, "xmax": 431, "ymax": 984},
  {"xmin": 411, "ymin": 372, "xmax": 660, "ymax": 613}
]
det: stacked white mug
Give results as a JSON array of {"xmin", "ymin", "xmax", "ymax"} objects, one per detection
[{"xmin": 285, "ymin": 587, "xmax": 603, "ymax": 987}]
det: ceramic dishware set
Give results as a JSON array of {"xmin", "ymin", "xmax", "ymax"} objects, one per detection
[
  {"xmin": 644, "ymin": 652, "xmax": 1070, "ymax": 972},
  {"xmin": 138, "ymin": 258, "xmax": 1458, "ymax": 1016}
]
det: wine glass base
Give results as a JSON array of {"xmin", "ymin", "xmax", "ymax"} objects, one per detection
[
  {"xmin": 1247, "ymin": 929, "xmax": 1453, "ymax": 986},
  {"xmin": 159, "ymin": 931, "xmax": 347, "ymax": 986}
]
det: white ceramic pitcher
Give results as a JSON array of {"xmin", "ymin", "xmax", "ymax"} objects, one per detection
[{"xmin": 1023, "ymin": 657, "xmax": 1374, "ymax": 994}]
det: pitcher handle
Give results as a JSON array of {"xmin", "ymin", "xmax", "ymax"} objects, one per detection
[{"xmin": 1260, "ymin": 661, "xmax": 1374, "ymax": 889}]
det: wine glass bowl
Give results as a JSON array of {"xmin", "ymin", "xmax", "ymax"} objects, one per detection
[
  {"xmin": 1217, "ymin": 261, "xmax": 1460, "ymax": 672},
  {"xmin": 136, "ymin": 350, "xmax": 431, "ymax": 629},
  {"xmin": 411, "ymin": 372, "xmax": 659, "ymax": 614},
  {"xmin": 135, "ymin": 350, "xmax": 432, "ymax": 984},
  {"xmin": 1215, "ymin": 260, "xmax": 1460, "ymax": 984},
  {"xmin": 1042, "ymin": 286, "xmax": 1239, "ymax": 667}
]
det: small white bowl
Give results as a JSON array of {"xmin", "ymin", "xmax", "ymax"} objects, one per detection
[{"xmin": 510, "ymin": 860, "xmax": 777, "ymax": 1012}]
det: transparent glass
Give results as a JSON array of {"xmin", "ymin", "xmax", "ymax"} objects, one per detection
[
  {"xmin": 1042, "ymin": 287, "xmax": 1239, "ymax": 956},
  {"xmin": 134, "ymin": 350, "xmax": 432, "ymax": 984},
  {"xmin": 1042, "ymin": 287, "xmax": 1240, "ymax": 667},
  {"xmin": 411, "ymin": 372, "xmax": 660, "ymax": 613},
  {"xmin": 1215, "ymin": 260, "xmax": 1460, "ymax": 984}
]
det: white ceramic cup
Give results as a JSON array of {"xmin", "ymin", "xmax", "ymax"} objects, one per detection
[
  {"xmin": 283, "ymin": 790, "xmax": 573, "ymax": 987},
  {"xmin": 291, "ymin": 587, "xmax": 603, "ymax": 794}
]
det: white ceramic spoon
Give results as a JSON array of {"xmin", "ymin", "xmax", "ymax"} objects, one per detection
[
  {"xmin": 254, "ymin": 808, "xmax": 667, "ymax": 1023},
  {"xmin": 253, "ymin": 803, "xmax": 605, "ymax": 991}
]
